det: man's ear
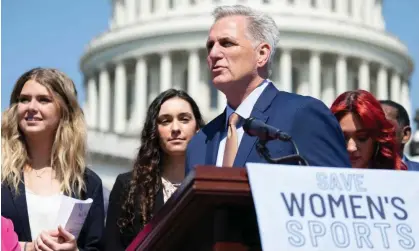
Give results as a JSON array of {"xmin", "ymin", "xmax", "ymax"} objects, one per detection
[
  {"xmin": 256, "ymin": 43, "xmax": 271, "ymax": 68},
  {"xmin": 401, "ymin": 125, "xmax": 412, "ymax": 145}
]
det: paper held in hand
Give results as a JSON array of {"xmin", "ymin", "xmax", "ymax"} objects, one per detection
[{"xmin": 55, "ymin": 195, "xmax": 93, "ymax": 239}]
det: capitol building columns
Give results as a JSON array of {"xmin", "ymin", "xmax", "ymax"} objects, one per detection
[
  {"xmin": 358, "ymin": 60, "xmax": 370, "ymax": 92},
  {"xmin": 86, "ymin": 76, "xmax": 98, "ymax": 129},
  {"xmin": 321, "ymin": 59, "xmax": 335, "ymax": 107},
  {"xmin": 127, "ymin": 57, "xmax": 148, "ymax": 133},
  {"xmin": 160, "ymin": 52, "xmax": 173, "ymax": 92},
  {"xmin": 98, "ymin": 67, "xmax": 111, "ymax": 132},
  {"xmin": 391, "ymin": 72, "xmax": 401, "ymax": 104},
  {"xmin": 188, "ymin": 49, "xmax": 201, "ymax": 106},
  {"xmin": 279, "ymin": 49, "xmax": 292, "ymax": 93},
  {"xmin": 126, "ymin": 0, "xmax": 137, "ymax": 24},
  {"xmin": 401, "ymin": 80, "xmax": 411, "ymax": 118},
  {"xmin": 376, "ymin": 65, "xmax": 388, "ymax": 100},
  {"xmin": 84, "ymin": 51, "xmax": 412, "ymax": 135},
  {"xmin": 309, "ymin": 51, "xmax": 321, "ymax": 99},
  {"xmin": 335, "ymin": 55, "xmax": 347, "ymax": 95},
  {"xmin": 80, "ymin": 0, "xmax": 414, "ymax": 183},
  {"xmin": 114, "ymin": 61, "xmax": 127, "ymax": 134},
  {"xmin": 140, "ymin": 0, "xmax": 151, "ymax": 19}
]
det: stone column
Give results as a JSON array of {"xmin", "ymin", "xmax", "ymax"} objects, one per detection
[
  {"xmin": 363, "ymin": 0, "xmax": 373, "ymax": 25},
  {"xmin": 188, "ymin": 49, "xmax": 200, "ymax": 102},
  {"xmin": 176, "ymin": 0, "xmax": 188, "ymax": 8},
  {"xmin": 401, "ymin": 80, "xmax": 411, "ymax": 118},
  {"xmin": 336, "ymin": 0, "xmax": 348, "ymax": 17},
  {"xmin": 376, "ymin": 65, "xmax": 388, "ymax": 100},
  {"xmin": 87, "ymin": 76, "xmax": 98, "ymax": 129},
  {"xmin": 126, "ymin": 0, "xmax": 137, "ymax": 24},
  {"xmin": 296, "ymin": 0, "xmax": 310, "ymax": 9},
  {"xmin": 160, "ymin": 52, "xmax": 172, "ymax": 92},
  {"xmin": 280, "ymin": 49, "xmax": 292, "ymax": 92},
  {"xmin": 336, "ymin": 55, "xmax": 347, "ymax": 95},
  {"xmin": 114, "ymin": 61, "xmax": 127, "ymax": 134},
  {"xmin": 374, "ymin": 0, "xmax": 384, "ymax": 28},
  {"xmin": 321, "ymin": 65, "xmax": 335, "ymax": 107},
  {"xmin": 358, "ymin": 60, "xmax": 370, "ymax": 91},
  {"xmin": 129, "ymin": 57, "xmax": 148, "ymax": 132},
  {"xmin": 318, "ymin": 0, "xmax": 331, "ymax": 12},
  {"xmin": 99, "ymin": 67, "xmax": 111, "ymax": 131},
  {"xmin": 353, "ymin": 0, "xmax": 363, "ymax": 22},
  {"xmin": 157, "ymin": 0, "xmax": 169, "ymax": 14},
  {"xmin": 309, "ymin": 51, "xmax": 321, "ymax": 99},
  {"xmin": 391, "ymin": 72, "xmax": 401, "ymax": 103},
  {"xmin": 140, "ymin": 0, "xmax": 151, "ymax": 19},
  {"xmin": 115, "ymin": 0, "xmax": 125, "ymax": 27}
]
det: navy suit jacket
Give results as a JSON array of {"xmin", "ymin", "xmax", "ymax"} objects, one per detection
[
  {"xmin": 1, "ymin": 168, "xmax": 105, "ymax": 251},
  {"xmin": 185, "ymin": 83, "xmax": 351, "ymax": 175},
  {"xmin": 405, "ymin": 158, "xmax": 419, "ymax": 171}
]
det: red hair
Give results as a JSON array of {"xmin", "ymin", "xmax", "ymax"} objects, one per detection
[{"xmin": 330, "ymin": 90, "xmax": 406, "ymax": 170}]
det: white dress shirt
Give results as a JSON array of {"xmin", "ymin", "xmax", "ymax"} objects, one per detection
[{"xmin": 216, "ymin": 80, "xmax": 269, "ymax": 166}]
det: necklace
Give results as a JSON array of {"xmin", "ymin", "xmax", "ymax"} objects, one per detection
[{"xmin": 32, "ymin": 169, "xmax": 48, "ymax": 178}]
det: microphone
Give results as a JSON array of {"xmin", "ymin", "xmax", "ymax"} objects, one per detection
[
  {"xmin": 243, "ymin": 117, "xmax": 292, "ymax": 141},
  {"xmin": 243, "ymin": 117, "xmax": 309, "ymax": 166}
]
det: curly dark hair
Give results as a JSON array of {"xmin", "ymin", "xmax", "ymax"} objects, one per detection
[{"xmin": 117, "ymin": 89, "xmax": 205, "ymax": 233}]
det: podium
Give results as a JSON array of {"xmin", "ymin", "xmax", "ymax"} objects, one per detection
[{"xmin": 127, "ymin": 166, "xmax": 261, "ymax": 251}]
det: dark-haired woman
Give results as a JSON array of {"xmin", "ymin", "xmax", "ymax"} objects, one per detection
[
  {"xmin": 103, "ymin": 89, "xmax": 205, "ymax": 250},
  {"xmin": 330, "ymin": 90, "xmax": 406, "ymax": 170}
]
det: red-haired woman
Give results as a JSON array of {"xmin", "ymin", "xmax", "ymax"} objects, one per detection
[{"xmin": 330, "ymin": 90, "xmax": 406, "ymax": 170}]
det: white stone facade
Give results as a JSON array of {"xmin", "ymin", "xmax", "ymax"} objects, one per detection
[{"xmin": 80, "ymin": 0, "xmax": 414, "ymax": 188}]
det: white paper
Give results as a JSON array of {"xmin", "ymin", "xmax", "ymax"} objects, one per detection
[
  {"xmin": 246, "ymin": 163, "xmax": 419, "ymax": 251},
  {"xmin": 55, "ymin": 195, "xmax": 93, "ymax": 239}
]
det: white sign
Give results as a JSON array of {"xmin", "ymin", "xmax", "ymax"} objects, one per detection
[{"xmin": 246, "ymin": 163, "xmax": 419, "ymax": 251}]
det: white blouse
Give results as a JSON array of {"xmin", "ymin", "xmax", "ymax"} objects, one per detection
[
  {"xmin": 161, "ymin": 177, "xmax": 181, "ymax": 203},
  {"xmin": 25, "ymin": 188, "xmax": 62, "ymax": 240}
]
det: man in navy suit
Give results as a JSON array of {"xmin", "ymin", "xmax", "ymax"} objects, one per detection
[
  {"xmin": 185, "ymin": 5, "xmax": 351, "ymax": 175},
  {"xmin": 380, "ymin": 100, "xmax": 419, "ymax": 171}
]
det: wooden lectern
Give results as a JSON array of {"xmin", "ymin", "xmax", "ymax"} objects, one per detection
[{"xmin": 127, "ymin": 166, "xmax": 261, "ymax": 251}]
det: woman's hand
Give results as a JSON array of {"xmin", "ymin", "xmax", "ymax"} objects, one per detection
[
  {"xmin": 19, "ymin": 241, "xmax": 35, "ymax": 251},
  {"xmin": 34, "ymin": 226, "xmax": 78, "ymax": 251}
]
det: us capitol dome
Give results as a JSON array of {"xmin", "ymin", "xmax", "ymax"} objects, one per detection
[{"xmin": 79, "ymin": 0, "xmax": 414, "ymax": 188}]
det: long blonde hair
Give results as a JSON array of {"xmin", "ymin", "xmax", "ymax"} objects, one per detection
[{"xmin": 1, "ymin": 68, "xmax": 87, "ymax": 198}]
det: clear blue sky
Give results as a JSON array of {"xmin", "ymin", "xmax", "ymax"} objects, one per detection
[{"xmin": 2, "ymin": 1, "xmax": 418, "ymax": 123}]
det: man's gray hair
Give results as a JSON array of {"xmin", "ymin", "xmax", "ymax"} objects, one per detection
[{"xmin": 212, "ymin": 5, "xmax": 280, "ymax": 76}]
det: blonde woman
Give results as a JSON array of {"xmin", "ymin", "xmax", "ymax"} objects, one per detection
[{"xmin": 1, "ymin": 68, "xmax": 104, "ymax": 251}]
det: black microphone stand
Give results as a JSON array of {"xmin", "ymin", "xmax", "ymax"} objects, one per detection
[{"xmin": 256, "ymin": 139, "xmax": 309, "ymax": 166}]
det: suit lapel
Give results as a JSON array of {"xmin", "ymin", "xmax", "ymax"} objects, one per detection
[
  {"xmin": 233, "ymin": 83, "xmax": 278, "ymax": 168},
  {"xmin": 13, "ymin": 178, "xmax": 32, "ymax": 240},
  {"xmin": 205, "ymin": 111, "xmax": 226, "ymax": 165}
]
